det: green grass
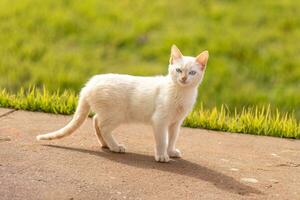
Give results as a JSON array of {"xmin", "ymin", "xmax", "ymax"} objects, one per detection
[
  {"xmin": 1, "ymin": 88, "xmax": 299, "ymax": 139},
  {"xmin": 0, "ymin": 87, "xmax": 77, "ymax": 115},
  {"xmin": 185, "ymin": 105, "xmax": 299, "ymax": 139},
  {"xmin": 0, "ymin": 0, "xmax": 300, "ymax": 119}
]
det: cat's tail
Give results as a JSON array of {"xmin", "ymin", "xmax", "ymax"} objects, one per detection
[{"xmin": 36, "ymin": 96, "xmax": 90, "ymax": 141}]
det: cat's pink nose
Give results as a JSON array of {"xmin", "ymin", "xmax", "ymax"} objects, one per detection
[{"xmin": 181, "ymin": 77, "xmax": 187, "ymax": 81}]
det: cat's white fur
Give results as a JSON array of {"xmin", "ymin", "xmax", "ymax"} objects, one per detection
[{"xmin": 36, "ymin": 45, "xmax": 209, "ymax": 162}]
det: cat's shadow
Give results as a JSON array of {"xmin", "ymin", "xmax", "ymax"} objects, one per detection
[{"xmin": 43, "ymin": 144, "xmax": 262, "ymax": 196}]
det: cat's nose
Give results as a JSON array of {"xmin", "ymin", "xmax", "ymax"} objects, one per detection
[{"xmin": 181, "ymin": 76, "xmax": 187, "ymax": 81}]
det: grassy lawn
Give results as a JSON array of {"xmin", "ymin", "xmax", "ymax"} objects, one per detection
[{"xmin": 0, "ymin": 0, "xmax": 299, "ymax": 138}]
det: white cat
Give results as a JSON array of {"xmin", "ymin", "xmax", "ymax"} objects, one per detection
[{"xmin": 36, "ymin": 45, "xmax": 209, "ymax": 162}]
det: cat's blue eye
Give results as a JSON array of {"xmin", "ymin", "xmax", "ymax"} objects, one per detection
[
  {"xmin": 189, "ymin": 71, "xmax": 196, "ymax": 75},
  {"xmin": 176, "ymin": 68, "xmax": 182, "ymax": 73}
]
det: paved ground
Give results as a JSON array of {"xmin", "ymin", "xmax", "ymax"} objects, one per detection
[{"xmin": 0, "ymin": 108, "xmax": 299, "ymax": 200}]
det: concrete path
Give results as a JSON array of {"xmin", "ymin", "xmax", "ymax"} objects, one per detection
[{"xmin": 0, "ymin": 108, "xmax": 299, "ymax": 200}]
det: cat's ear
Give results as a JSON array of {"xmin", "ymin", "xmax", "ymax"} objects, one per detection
[
  {"xmin": 196, "ymin": 50, "xmax": 209, "ymax": 70},
  {"xmin": 169, "ymin": 44, "xmax": 183, "ymax": 64}
]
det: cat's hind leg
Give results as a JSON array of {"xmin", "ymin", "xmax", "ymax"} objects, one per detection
[
  {"xmin": 95, "ymin": 115, "xmax": 126, "ymax": 153},
  {"xmin": 93, "ymin": 115, "xmax": 108, "ymax": 148}
]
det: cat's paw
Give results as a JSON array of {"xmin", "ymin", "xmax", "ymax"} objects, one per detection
[
  {"xmin": 168, "ymin": 149, "xmax": 182, "ymax": 158},
  {"xmin": 110, "ymin": 144, "xmax": 126, "ymax": 153},
  {"xmin": 155, "ymin": 154, "xmax": 170, "ymax": 163}
]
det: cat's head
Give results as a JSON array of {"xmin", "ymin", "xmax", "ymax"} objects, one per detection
[{"xmin": 168, "ymin": 45, "xmax": 209, "ymax": 87}]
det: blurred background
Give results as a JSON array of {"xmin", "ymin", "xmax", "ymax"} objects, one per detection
[{"xmin": 0, "ymin": 0, "xmax": 299, "ymax": 118}]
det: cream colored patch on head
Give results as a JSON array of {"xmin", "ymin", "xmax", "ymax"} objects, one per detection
[{"xmin": 184, "ymin": 61, "xmax": 194, "ymax": 69}]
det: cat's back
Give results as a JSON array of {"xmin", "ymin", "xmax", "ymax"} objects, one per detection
[
  {"xmin": 86, "ymin": 73, "xmax": 164, "ymax": 90},
  {"xmin": 83, "ymin": 73, "xmax": 165, "ymax": 104}
]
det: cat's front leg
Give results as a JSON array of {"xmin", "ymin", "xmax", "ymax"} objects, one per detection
[
  {"xmin": 152, "ymin": 122, "xmax": 169, "ymax": 162},
  {"xmin": 167, "ymin": 121, "xmax": 182, "ymax": 158}
]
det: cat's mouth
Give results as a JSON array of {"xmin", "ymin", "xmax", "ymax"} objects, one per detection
[{"xmin": 178, "ymin": 80, "xmax": 189, "ymax": 86}]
